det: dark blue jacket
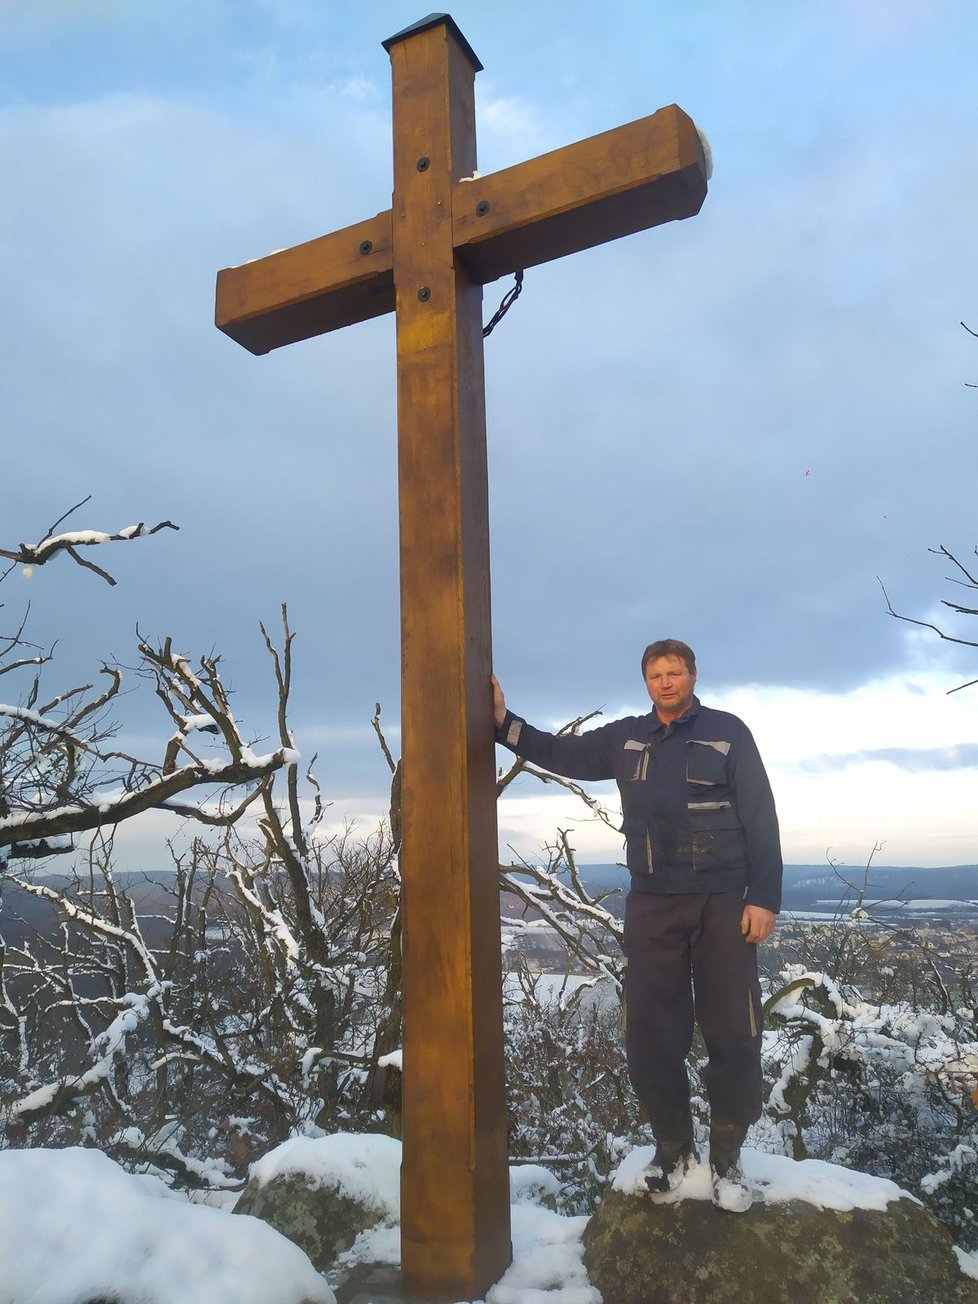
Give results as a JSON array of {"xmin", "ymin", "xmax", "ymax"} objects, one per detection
[{"xmin": 497, "ymin": 696, "xmax": 782, "ymax": 912}]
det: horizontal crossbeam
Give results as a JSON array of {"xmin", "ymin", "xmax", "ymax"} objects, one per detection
[
  {"xmin": 215, "ymin": 105, "xmax": 707, "ymax": 356},
  {"xmin": 215, "ymin": 211, "xmax": 394, "ymax": 355},
  {"xmin": 453, "ymin": 105, "xmax": 707, "ymax": 284}
]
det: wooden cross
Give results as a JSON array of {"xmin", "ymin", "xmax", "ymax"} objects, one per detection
[{"xmin": 215, "ymin": 14, "xmax": 707, "ymax": 1301}]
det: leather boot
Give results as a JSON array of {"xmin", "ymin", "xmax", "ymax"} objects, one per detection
[
  {"xmin": 643, "ymin": 1104, "xmax": 697, "ymax": 1196},
  {"xmin": 709, "ymin": 1118, "xmax": 751, "ymax": 1212}
]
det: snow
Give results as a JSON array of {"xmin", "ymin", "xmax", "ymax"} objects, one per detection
[
  {"xmin": 317, "ymin": 1143, "xmax": 597, "ymax": 1304},
  {"xmin": 0, "ymin": 703, "xmax": 86, "ymax": 737},
  {"xmin": 807, "ymin": 898, "xmax": 978, "ymax": 913},
  {"xmin": 956, "ymin": 1245, "xmax": 978, "ymax": 1280},
  {"xmin": 0, "ymin": 743, "xmax": 295, "ymax": 838},
  {"xmin": 238, "ymin": 742, "xmax": 300, "ymax": 769},
  {"xmin": 331, "ymin": 1195, "xmax": 599, "ymax": 1304},
  {"xmin": 249, "ymin": 1132, "xmax": 401, "ymax": 1217},
  {"xmin": 612, "ymin": 1144, "xmax": 914, "ymax": 1212},
  {"xmin": 245, "ymin": 1136, "xmax": 588, "ymax": 1304},
  {"xmin": 694, "ymin": 123, "xmax": 714, "ymax": 180},
  {"xmin": 0, "ymin": 1139, "xmax": 597, "ymax": 1304},
  {"xmin": 503, "ymin": 972, "xmax": 615, "ymax": 1006},
  {"xmin": 763, "ymin": 965, "xmax": 978, "ymax": 1101},
  {"xmin": 41, "ymin": 529, "xmax": 113, "ymax": 547},
  {"xmin": 510, "ymin": 1163, "xmax": 562, "ymax": 1205},
  {"xmin": 3, "ymin": 1136, "xmax": 974, "ymax": 1304},
  {"xmin": 486, "ymin": 1206, "xmax": 598, "ymax": 1304},
  {"xmin": 177, "ymin": 712, "xmax": 218, "ymax": 733},
  {"xmin": 0, "ymin": 1146, "xmax": 334, "ymax": 1304},
  {"xmin": 922, "ymin": 1143, "xmax": 978, "ymax": 1194},
  {"xmin": 711, "ymin": 1168, "xmax": 752, "ymax": 1214},
  {"xmin": 870, "ymin": 898, "xmax": 977, "ymax": 911},
  {"xmin": 784, "ymin": 910, "xmax": 853, "ymax": 921}
]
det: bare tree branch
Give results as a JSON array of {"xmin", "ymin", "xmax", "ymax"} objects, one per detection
[
  {"xmin": 878, "ymin": 561, "xmax": 978, "ymax": 694},
  {"xmin": 0, "ymin": 504, "xmax": 179, "ymax": 586},
  {"xmin": 1, "ymin": 752, "xmax": 290, "ymax": 851},
  {"xmin": 963, "ymin": 322, "xmax": 978, "ymax": 386},
  {"xmin": 930, "ymin": 542, "xmax": 978, "ymax": 589},
  {"xmin": 371, "ymin": 703, "xmax": 397, "ymax": 776},
  {"xmin": 496, "ymin": 707, "xmax": 604, "ymax": 798}
]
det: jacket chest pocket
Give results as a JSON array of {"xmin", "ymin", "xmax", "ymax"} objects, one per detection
[
  {"xmin": 686, "ymin": 738, "xmax": 730, "ymax": 788},
  {"xmin": 621, "ymin": 739, "xmax": 650, "ymax": 782}
]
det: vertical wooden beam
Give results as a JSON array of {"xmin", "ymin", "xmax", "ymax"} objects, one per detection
[{"xmin": 386, "ymin": 17, "xmax": 511, "ymax": 1303}]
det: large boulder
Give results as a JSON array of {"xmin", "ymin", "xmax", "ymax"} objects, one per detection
[
  {"xmin": 583, "ymin": 1147, "xmax": 978, "ymax": 1304},
  {"xmin": 234, "ymin": 1133, "xmax": 401, "ymax": 1276}
]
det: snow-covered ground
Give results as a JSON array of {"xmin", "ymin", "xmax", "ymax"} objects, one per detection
[
  {"xmin": 2, "ymin": 1136, "xmax": 977, "ymax": 1304},
  {"xmin": 0, "ymin": 1145, "xmax": 334, "ymax": 1304}
]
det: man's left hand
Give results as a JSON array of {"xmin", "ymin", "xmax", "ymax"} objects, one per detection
[{"xmin": 741, "ymin": 904, "xmax": 776, "ymax": 943}]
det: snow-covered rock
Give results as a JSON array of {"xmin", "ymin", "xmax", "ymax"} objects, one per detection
[
  {"xmin": 584, "ymin": 1147, "xmax": 978, "ymax": 1304},
  {"xmin": 234, "ymin": 1133, "xmax": 401, "ymax": 1275}
]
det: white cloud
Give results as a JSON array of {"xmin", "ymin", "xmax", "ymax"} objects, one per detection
[
  {"xmin": 768, "ymin": 757, "xmax": 977, "ymax": 868},
  {"xmin": 497, "ymin": 787, "xmax": 623, "ymax": 866},
  {"xmin": 475, "ymin": 84, "xmax": 547, "ymax": 165},
  {"xmin": 695, "ymin": 669, "xmax": 978, "ymax": 865},
  {"xmin": 710, "ymin": 667, "xmax": 978, "ymax": 768},
  {"xmin": 332, "ymin": 75, "xmax": 376, "ymax": 103}
]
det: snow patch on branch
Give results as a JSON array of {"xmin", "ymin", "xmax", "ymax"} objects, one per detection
[
  {"xmin": 13, "ymin": 988, "xmax": 160, "ymax": 1118},
  {"xmin": 0, "ymin": 702, "xmax": 89, "ymax": 743},
  {"xmin": 922, "ymin": 1145, "xmax": 978, "ymax": 1194}
]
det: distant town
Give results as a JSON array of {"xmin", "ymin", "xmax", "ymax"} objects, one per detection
[
  {"xmin": 502, "ymin": 861, "xmax": 978, "ymax": 919},
  {"xmin": 500, "ymin": 862, "xmax": 978, "ymax": 980},
  {"xmin": 5, "ymin": 862, "xmax": 978, "ymax": 992}
]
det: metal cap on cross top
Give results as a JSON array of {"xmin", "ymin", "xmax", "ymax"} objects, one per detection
[
  {"xmin": 215, "ymin": 13, "xmax": 707, "ymax": 1302},
  {"xmin": 382, "ymin": 12, "xmax": 483, "ymax": 70}
]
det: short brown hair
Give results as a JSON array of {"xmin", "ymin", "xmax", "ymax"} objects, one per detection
[{"xmin": 641, "ymin": 639, "xmax": 696, "ymax": 676}]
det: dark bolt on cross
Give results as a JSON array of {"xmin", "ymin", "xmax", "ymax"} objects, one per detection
[{"xmin": 215, "ymin": 12, "xmax": 708, "ymax": 1302}]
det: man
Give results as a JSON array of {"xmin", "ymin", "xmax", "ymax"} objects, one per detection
[{"xmin": 492, "ymin": 639, "xmax": 781, "ymax": 1212}]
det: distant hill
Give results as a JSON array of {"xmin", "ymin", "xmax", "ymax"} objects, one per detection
[
  {"xmin": 0, "ymin": 871, "xmax": 206, "ymax": 952},
  {"xmin": 4, "ymin": 863, "xmax": 978, "ymax": 950},
  {"xmin": 547, "ymin": 862, "xmax": 978, "ymax": 918},
  {"xmin": 781, "ymin": 862, "xmax": 978, "ymax": 908}
]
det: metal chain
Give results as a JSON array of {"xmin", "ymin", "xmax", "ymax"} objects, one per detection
[{"xmin": 482, "ymin": 269, "xmax": 524, "ymax": 338}]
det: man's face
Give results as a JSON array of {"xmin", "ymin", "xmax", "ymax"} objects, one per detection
[{"xmin": 644, "ymin": 654, "xmax": 697, "ymax": 720}]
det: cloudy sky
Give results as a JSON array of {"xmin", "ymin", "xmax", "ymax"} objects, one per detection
[{"xmin": 2, "ymin": 0, "xmax": 977, "ymax": 873}]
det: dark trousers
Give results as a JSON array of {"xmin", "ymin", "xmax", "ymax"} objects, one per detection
[{"xmin": 623, "ymin": 890, "xmax": 763, "ymax": 1127}]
